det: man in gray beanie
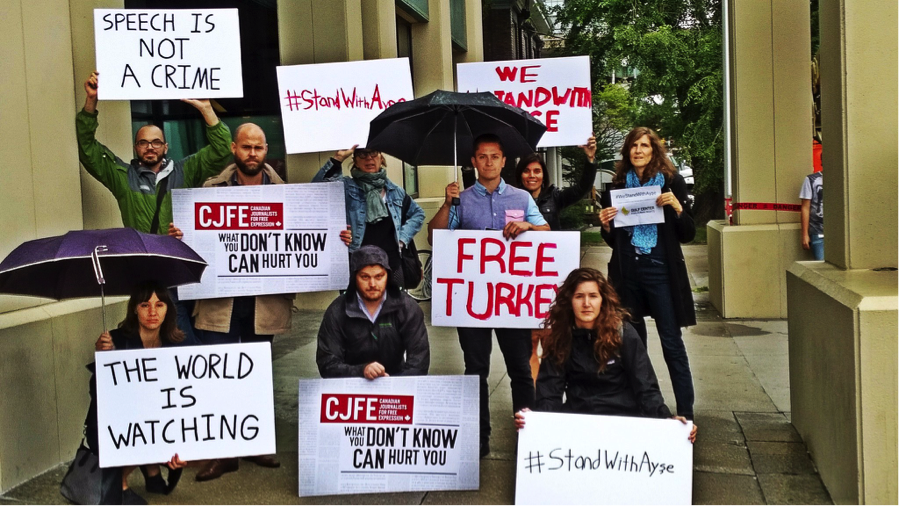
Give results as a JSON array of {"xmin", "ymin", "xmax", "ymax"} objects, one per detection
[{"xmin": 316, "ymin": 245, "xmax": 430, "ymax": 379}]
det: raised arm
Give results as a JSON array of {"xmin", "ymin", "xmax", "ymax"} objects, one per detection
[{"xmin": 557, "ymin": 135, "xmax": 598, "ymax": 208}]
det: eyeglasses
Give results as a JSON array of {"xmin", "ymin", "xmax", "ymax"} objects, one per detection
[
  {"xmin": 354, "ymin": 150, "xmax": 380, "ymax": 160},
  {"xmin": 135, "ymin": 139, "xmax": 165, "ymax": 149}
]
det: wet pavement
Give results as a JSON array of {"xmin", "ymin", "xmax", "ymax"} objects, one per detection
[{"xmin": 1, "ymin": 245, "xmax": 832, "ymax": 504}]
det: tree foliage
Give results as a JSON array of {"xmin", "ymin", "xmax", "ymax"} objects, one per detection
[{"xmin": 552, "ymin": 0, "xmax": 725, "ymax": 220}]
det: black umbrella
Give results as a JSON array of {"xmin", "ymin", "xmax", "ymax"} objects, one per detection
[
  {"xmin": 0, "ymin": 228, "xmax": 207, "ymax": 330},
  {"xmin": 366, "ymin": 90, "xmax": 547, "ymax": 203}
]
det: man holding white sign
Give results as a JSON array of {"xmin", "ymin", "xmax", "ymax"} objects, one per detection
[{"xmin": 428, "ymin": 134, "xmax": 549, "ymax": 458}]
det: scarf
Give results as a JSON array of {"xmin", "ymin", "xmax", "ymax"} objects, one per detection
[
  {"xmin": 626, "ymin": 170, "xmax": 665, "ymax": 254},
  {"xmin": 351, "ymin": 167, "xmax": 389, "ymax": 224}
]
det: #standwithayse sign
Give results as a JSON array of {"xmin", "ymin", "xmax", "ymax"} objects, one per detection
[
  {"xmin": 94, "ymin": 9, "xmax": 243, "ymax": 100},
  {"xmin": 610, "ymin": 187, "xmax": 665, "ymax": 227},
  {"xmin": 276, "ymin": 58, "xmax": 414, "ymax": 154},
  {"xmin": 456, "ymin": 56, "xmax": 592, "ymax": 148},
  {"xmin": 96, "ymin": 343, "xmax": 275, "ymax": 468},
  {"xmin": 298, "ymin": 376, "xmax": 480, "ymax": 496},
  {"xmin": 430, "ymin": 230, "xmax": 580, "ymax": 329},
  {"xmin": 173, "ymin": 182, "xmax": 350, "ymax": 300},
  {"xmin": 516, "ymin": 411, "xmax": 694, "ymax": 505}
]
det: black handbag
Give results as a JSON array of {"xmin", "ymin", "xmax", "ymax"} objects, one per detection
[
  {"xmin": 399, "ymin": 194, "xmax": 423, "ymax": 290},
  {"xmin": 59, "ymin": 440, "xmax": 101, "ymax": 505}
]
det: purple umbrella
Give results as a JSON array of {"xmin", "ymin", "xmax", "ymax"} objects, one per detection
[{"xmin": 0, "ymin": 228, "xmax": 207, "ymax": 329}]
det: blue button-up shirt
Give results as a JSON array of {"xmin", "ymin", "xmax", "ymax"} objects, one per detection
[{"xmin": 448, "ymin": 179, "xmax": 547, "ymax": 230}]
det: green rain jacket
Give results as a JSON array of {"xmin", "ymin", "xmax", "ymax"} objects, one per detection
[{"xmin": 75, "ymin": 108, "xmax": 232, "ymax": 233}]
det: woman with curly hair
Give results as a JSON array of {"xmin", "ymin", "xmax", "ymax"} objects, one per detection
[
  {"xmin": 514, "ymin": 268, "xmax": 695, "ymax": 441},
  {"xmin": 598, "ymin": 127, "xmax": 696, "ymax": 420}
]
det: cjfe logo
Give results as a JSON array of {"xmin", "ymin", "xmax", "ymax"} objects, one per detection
[
  {"xmin": 320, "ymin": 394, "xmax": 414, "ymax": 425},
  {"xmin": 195, "ymin": 203, "xmax": 283, "ymax": 230}
]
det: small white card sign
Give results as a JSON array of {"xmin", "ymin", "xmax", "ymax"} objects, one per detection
[
  {"xmin": 276, "ymin": 58, "xmax": 414, "ymax": 154},
  {"xmin": 430, "ymin": 230, "xmax": 580, "ymax": 329},
  {"xmin": 172, "ymin": 182, "xmax": 350, "ymax": 300},
  {"xmin": 610, "ymin": 187, "xmax": 665, "ymax": 227},
  {"xmin": 95, "ymin": 343, "xmax": 275, "ymax": 468},
  {"xmin": 298, "ymin": 376, "xmax": 480, "ymax": 496},
  {"xmin": 456, "ymin": 56, "xmax": 592, "ymax": 148},
  {"xmin": 515, "ymin": 411, "xmax": 694, "ymax": 505},
  {"xmin": 94, "ymin": 9, "xmax": 243, "ymax": 100}
]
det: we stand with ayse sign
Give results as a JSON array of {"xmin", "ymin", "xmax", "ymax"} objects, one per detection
[
  {"xmin": 430, "ymin": 230, "xmax": 580, "ymax": 329},
  {"xmin": 172, "ymin": 182, "xmax": 350, "ymax": 300},
  {"xmin": 298, "ymin": 376, "xmax": 480, "ymax": 496},
  {"xmin": 96, "ymin": 343, "xmax": 275, "ymax": 468},
  {"xmin": 276, "ymin": 58, "xmax": 414, "ymax": 154},
  {"xmin": 515, "ymin": 412, "xmax": 693, "ymax": 505},
  {"xmin": 456, "ymin": 56, "xmax": 592, "ymax": 148},
  {"xmin": 94, "ymin": 9, "xmax": 243, "ymax": 100},
  {"xmin": 610, "ymin": 187, "xmax": 665, "ymax": 227}
]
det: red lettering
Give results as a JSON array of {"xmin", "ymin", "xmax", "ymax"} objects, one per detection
[
  {"xmin": 535, "ymin": 243, "xmax": 559, "ymax": 276},
  {"xmin": 520, "ymin": 65, "xmax": 540, "ymax": 83},
  {"xmin": 516, "ymin": 284, "xmax": 535, "ymax": 317},
  {"xmin": 534, "ymin": 87, "xmax": 552, "ymax": 107},
  {"xmin": 545, "ymin": 110, "xmax": 559, "ymax": 132},
  {"xmin": 502, "ymin": 93, "xmax": 516, "ymax": 106},
  {"xmin": 480, "ymin": 238, "xmax": 506, "ymax": 274},
  {"xmin": 466, "ymin": 281, "xmax": 493, "ymax": 320},
  {"xmin": 517, "ymin": 89, "xmax": 533, "ymax": 108},
  {"xmin": 495, "ymin": 66, "xmax": 519, "ymax": 81},
  {"xmin": 494, "ymin": 282, "xmax": 517, "ymax": 316},
  {"xmin": 371, "ymin": 84, "xmax": 384, "ymax": 109},
  {"xmin": 535, "ymin": 284, "xmax": 558, "ymax": 319},
  {"xmin": 436, "ymin": 278, "xmax": 464, "ymax": 316},
  {"xmin": 509, "ymin": 242, "xmax": 532, "ymax": 276},
  {"xmin": 457, "ymin": 238, "xmax": 476, "ymax": 272},
  {"xmin": 493, "ymin": 90, "xmax": 505, "ymax": 102},
  {"xmin": 530, "ymin": 110, "xmax": 542, "ymax": 117},
  {"xmin": 551, "ymin": 86, "xmax": 571, "ymax": 106}
]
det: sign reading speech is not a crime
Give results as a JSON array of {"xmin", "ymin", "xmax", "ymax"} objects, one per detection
[
  {"xmin": 96, "ymin": 343, "xmax": 275, "ymax": 468},
  {"xmin": 430, "ymin": 230, "xmax": 580, "ymax": 329},
  {"xmin": 298, "ymin": 376, "xmax": 480, "ymax": 496},
  {"xmin": 516, "ymin": 411, "xmax": 694, "ymax": 505},
  {"xmin": 94, "ymin": 9, "xmax": 243, "ymax": 100},
  {"xmin": 456, "ymin": 56, "xmax": 592, "ymax": 148},
  {"xmin": 276, "ymin": 58, "xmax": 414, "ymax": 154}
]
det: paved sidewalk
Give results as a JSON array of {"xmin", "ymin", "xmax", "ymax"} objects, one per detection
[{"xmin": 1, "ymin": 245, "xmax": 832, "ymax": 504}]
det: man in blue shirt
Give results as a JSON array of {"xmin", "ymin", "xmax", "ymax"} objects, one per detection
[{"xmin": 428, "ymin": 134, "xmax": 549, "ymax": 457}]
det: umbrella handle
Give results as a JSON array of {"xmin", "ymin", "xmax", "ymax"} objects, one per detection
[{"xmin": 453, "ymin": 114, "xmax": 460, "ymax": 207}]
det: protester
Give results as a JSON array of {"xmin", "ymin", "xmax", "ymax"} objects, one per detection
[
  {"xmin": 799, "ymin": 169, "xmax": 824, "ymax": 260},
  {"xmin": 89, "ymin": 282, "xmax": 190, "ymax": 504},
  {"xmin": 169, "ymin": 123, "xmax": 291, "ymax": 481},
  {"xmin": 313, "ymin": 146, "xmax": 425, "ymax": 288},
  {"xmin": 598, "ymin": 126, "xmax": 696, "ymax": 420},
  {"xmin": 513, "ymin": 268, "xmax": 697, "ymax": 443},
  {"xmin": 428, "ymin": 134, "xmax": 550, "ymax": 457},
  {"xmin": 513, "ymin": 135, "xmax": 598, "ymax": 382},
  {"xmin": 76, "ymin": 71, "xmax": 231, "ymax": 345},
  {"xmin": 316, "ymin": 245, "xmax": 429, "ymax": 379}
]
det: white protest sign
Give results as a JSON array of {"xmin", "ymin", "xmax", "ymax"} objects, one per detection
[
  {"xmin": 297, "ymin": 376, "xmax": 480, "ymax": 496},
  {"xmin": 94, "ymin": 9, "xmax": 243, "ymax": 100},
  {"xmin": 276, "ymin": 58, "xmax": 414, "ymax": 154},
  {"xmin": 172, "ymin": 182, "xmax": 350, "ymax": 300},
  {"xmin": 515, "ymin": 411, "xmax": 693, "ymax": 505},
  {"xmin": 430, "ymin": 230, "xmax": 580, "ymax": 329},
  {"xmin": 610, "ymin": 187, "xmax": 664, "ymax": 227},
  {"xmin": 456, "ymin": 56, "xmax": 592, "ymax": 147},
  {"xmin": 95, "ymin": 343, "xmax": 275, "ymax": 468}
]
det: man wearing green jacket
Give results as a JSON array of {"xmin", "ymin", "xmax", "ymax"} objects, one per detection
[{"xmin": 76, "ymin": 71, "xmax": 232, "ymax": 234}]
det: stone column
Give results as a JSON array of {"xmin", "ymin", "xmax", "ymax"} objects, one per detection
[
  {"xmin": 786, "ymin": 0, "xmax": 898, "ymax": 503},
  {"xmin": 708, "ymin": 0, "xmax": 812, "ymax": 318}
]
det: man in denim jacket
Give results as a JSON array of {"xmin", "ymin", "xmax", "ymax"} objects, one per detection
[{"xmin": 312, "ymin": 146, "xmax": 425, "ymax": 287}]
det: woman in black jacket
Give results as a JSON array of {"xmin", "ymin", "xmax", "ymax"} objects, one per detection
[
  {"xmin": 514, "ymin": 135, "xmax": 598, "ymax": 381},
  {"xmin": 514, "ymin": 268, "xmax": 696, "ymax": 441},
  {"xmin": 598, "ymin": 127, "xmax": 696, "ymax": 419}
]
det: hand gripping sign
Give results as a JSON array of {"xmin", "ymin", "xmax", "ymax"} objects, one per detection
[
  {"xmin": 93, "ymin": 9, "xmax": 243, "ymax": 100},
  {"xmin": 431, "ymin": 230, "xmax": 580, "ymax": 329}
]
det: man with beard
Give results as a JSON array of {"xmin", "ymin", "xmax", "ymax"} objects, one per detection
[
  {"xmin": 316, "ymin": 245, "xmax": 429, "ymax": 379},
  {"xmin": 76, "ymin": 71, "xmax": 232, "ymax": 234},
  {"xmin": 168, "ymin": 123, "xmax": 292, "ymax": 481}
]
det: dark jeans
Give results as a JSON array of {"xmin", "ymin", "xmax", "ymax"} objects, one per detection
[
  {"xmin": 620, "ymin": 251, "xmax": 695, "ymax": 418},
  {"xmin": 198, "ymin": 297, "xmax": 273, "ymax": 345},
  {"xmin": 457, "ymin": 327, "xmax": 535, "ymax": 442}
]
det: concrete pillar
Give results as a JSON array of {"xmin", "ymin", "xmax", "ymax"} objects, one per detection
[
  {"xmin": 708, "ymin": 0, "xmax": 812, "ymax": 318},
  {"xmin": 787, "ymin": 0, "xmax": 898, "ymax": 503},
  {"xmin": 362, "ymin": 0, "xmax": 398, "ymax": 60}
]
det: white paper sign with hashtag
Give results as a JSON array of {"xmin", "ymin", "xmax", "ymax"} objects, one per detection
[
  {"xmin": 276, "ymin": 58, "xmax": 414, "ymax": 154},
  {"xmin": 515, "ymin": 411, "xmax": 693, "ymax": 505},
  {"xmin": 610, "ymin": 187, "xmax": 665, "ymax": 227}
]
